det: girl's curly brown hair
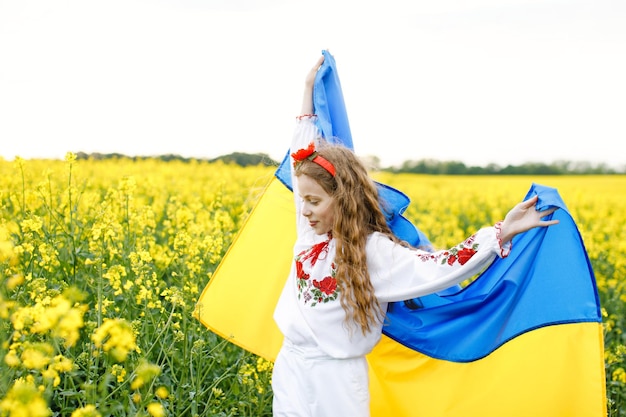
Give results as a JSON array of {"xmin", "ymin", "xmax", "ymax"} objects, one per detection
[{"xmin": 294, "ymin": 140, "xmax": 401, "ymax": 335}]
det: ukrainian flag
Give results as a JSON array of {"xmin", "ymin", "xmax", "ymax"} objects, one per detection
[
  {"xmin": 370, "ymin": 182, "xmax": 606, "ymax": 416},
  {"xmin": 196, "ymin": 50, "xmax": 606, "ymax": 416}
]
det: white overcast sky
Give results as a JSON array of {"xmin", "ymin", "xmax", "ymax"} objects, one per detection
[{"xmin": 1, "ymin": 0, "xmax": 625, "ymax": 168}]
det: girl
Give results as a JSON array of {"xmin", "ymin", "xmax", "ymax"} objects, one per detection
[{"xmin": 271, "ymin": 55, "xmax": 559, "ymax": 417}]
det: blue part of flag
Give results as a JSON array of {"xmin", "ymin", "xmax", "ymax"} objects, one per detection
[
  {"xmin": 275, "ymin": 50, "xmax": 350, "ymax": 191},
  {"xmin": 383, "ymin": 182, "xmax": 602, "ymax": 363},
  {"xmin": 275, "ymin": 50, "xmax": 430, "ymax": 247},
  {"xmin": 375, "ymin": 181, "xmax": 431, "ymax": 246},
  {"xmin": 311, "ymin": 50, "xmax": 354, "ymax": 150}
]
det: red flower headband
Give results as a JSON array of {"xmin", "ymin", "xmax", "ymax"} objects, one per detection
[{"xmin": 291, "ymin": 142, "xmax": 336, "ymax": 177}]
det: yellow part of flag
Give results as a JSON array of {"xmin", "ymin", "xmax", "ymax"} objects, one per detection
[
  {"xmin": 197, "ymin": 176, "xmax": 288, "ymax": 361},
  {"xmin": 369, "ymin": 323, "xmax": 606, "ymax": 417}
]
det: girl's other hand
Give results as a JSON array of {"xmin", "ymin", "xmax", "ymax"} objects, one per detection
[{"xmin": 499, "ymin": 195, "xmax": 559, "ymax": 244}]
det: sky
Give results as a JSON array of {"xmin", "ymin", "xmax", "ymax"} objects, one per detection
[{"xmin": 1, "ymin": 0, "xmax": 625, "ymax": 169}]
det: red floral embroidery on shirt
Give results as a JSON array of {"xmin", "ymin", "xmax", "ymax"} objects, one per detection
[
  {"xmin": 313, "ymin": 276, "xmax": 337, "ymax": 295},
  {"xmin": 295, "ymin": 259, "xmax": 309, "ymax": 280},
  {"xmin": 295, "ymin": 237, "xmax": 339, "ymax": 306},
  {"xmin": 301, "ymin": 232, "xmax": 332, "ymax": 266},
  {"xmin": 417, "ymin": 234, "xmax": 480, "ymax": 266},
  {"xmin": 309, "ymin": 265, "xmax": 338, "ymax": 306},
  {"xmin": 456, "ymin": 247, "xmax": 477, "ymax": 265},
  {"xmin": 295, "ymin": 260, "xmax": 310, "ymax": 293}
]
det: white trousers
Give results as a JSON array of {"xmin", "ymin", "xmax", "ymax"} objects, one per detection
[{"xmin": 272, "ymin": 339, "xmax": 370, "ymax": 417}]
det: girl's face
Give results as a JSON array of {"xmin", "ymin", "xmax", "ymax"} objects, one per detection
[{"xmin": 297, "ymin": 174, "xmax": 336, "ymax": 235}]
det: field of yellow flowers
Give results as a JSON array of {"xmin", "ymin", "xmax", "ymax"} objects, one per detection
[{"xmin": 0, "ymin": 154, "xmax": 624, "ymax": 416}]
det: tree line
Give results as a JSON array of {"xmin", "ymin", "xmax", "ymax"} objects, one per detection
[
  {"xmin": 76, "ymin": 151, "xmax": 277, "ymax": 167},
  {"xmin": 386, "ymin": 158, "xmax": 624, "ymax": 175},
  {"xmin": 76, "ymin": 152, "xmax": 624, "ymax": 175}
]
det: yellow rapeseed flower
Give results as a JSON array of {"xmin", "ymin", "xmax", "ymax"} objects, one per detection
[
  {"xmin": 20, "ymin": 217, "xmax": 43, "ymax": 234},
  {"xmin": 31, "ymin": 295, "xmax": 71, "ymax": 334},
  {"xmin": 70, "ymin": 404, "xmax": 102, "ymax": 417},
  {"xmin": 155, "ymin": 386, "xmax": 169, "ymax": 399},
  {"xmin": 50, "ymin": 354, "xmax": 74, "ymax": 373},
  {"xmin": 238, "ymin": 362, "xmax": 255, "ymax": 387},
  {"xmin": 160, "ymin": 287, "xmax": 186, "ymax": 308},
  {"xmin": 40, "ymin": 354, "xmax": 74, "ymax": 387},
  {"xmin": 54, "ymin": 304, "xmax": 88, "ymax": 348},
  {"xmin": 130, "ymin": 360, "xmax": 161, "ymax": 390},
  {"xmin": 91, "ymin": 318, "xmax": 137, "ymax": 362},
  {"xmin": 613, "ymin": 368, "xmax": 626, "ymax": 384},
  {"xmin": 146, "ymin": 402, "xmax": 165, "ymax": 417},
  {"xmin": 211, "ymin": 387, "xmax": 224, "ymax": 399},
  {"xmin": 41, "ymin": 368, "xmax": 62, "ymax": 388},
  {"xmin": 0, "ymin": 378, "xmax": 51, "ymax": 417},
  {"xmin": 6, "ymin": 274, "xmax": 25, "ymax": 290},
  {"xmin": 21, "ymin": 343, "xmax": 53, "ymax": 370},
  {"xmin": 10, "ymin": 294, "xmax": 86, "ymax": 348},
  {"xmin": 26, "ymin": 278, "xmax": 49, "ymax": 303},
  {"xmin": 111, "ymin": 364, "xmax": 127, "ymax": 383},
  {"xmin": 4, "ymin": 349, "xmax": 21, "ymax": 367},
  {"xmin": 118, "ymin": 175, "xmax": 137, "ymax": 195},
  {"xmin": 0, "ymin": 296, "xmax": 15, "ymax": 320},
  {"xmin": 36, "ymin": 242, "xmax": 61, "ymax": 271},
  {"xmin": 257, "ymin": 357, "xmax": 273, "ymax": 373},
  {"xmin": 10, "ymin": 304, "xmax": 41, "ymax": 333},
  {"xmin": 64, "ymin": 152, "xmax": 77, "ymax": 163},
  {"xmin": 0, "ymin": 223, "xmax": 16, "ymax": 264},
  {"xmin": 103, "ymin": 264, "xmax": 127, "ymax": 296},
  {"xmin": 12, "ymin": 155, "xmax": 25, "ymax": 168}
]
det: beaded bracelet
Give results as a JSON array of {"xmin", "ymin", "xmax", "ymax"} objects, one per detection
[{"xmin": 296, "ymin": 114, "xmax": 316, "ymax": 120}]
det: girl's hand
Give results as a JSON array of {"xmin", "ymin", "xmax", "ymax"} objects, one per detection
[
  {"xmin": 301, "ymin": 54, "xmax": 325, "ymax": 115},
  {"xmin": 305, "ymin": 55, "xmax": 325, "ymax": 88},
  {"xmin": 499, "ymin": 195, "xmax": 559, "ymax": 244}
]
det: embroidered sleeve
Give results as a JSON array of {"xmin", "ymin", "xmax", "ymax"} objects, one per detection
[
  {"xmin": 370, "ymin": 227, "xmax": 503, "ymax": 303},
  {"xmin": 416, "ymin": 233, "xmax": 481, "ymax": 266}
]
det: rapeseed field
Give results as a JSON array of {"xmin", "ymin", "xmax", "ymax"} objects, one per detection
[{"xmin": 0, "ymin": 154, "xmax": 623, "ymax": 416}]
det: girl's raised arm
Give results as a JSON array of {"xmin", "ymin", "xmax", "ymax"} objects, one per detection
[{"xmin": 300, "ymin": 55, "xmax": 324, "ymax": 116}]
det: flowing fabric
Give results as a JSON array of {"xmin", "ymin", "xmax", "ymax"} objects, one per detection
[
  {"xmin": 383, "ymin": 183, "xmax": 601, "ymax": 362},
  {"xmin": 196, "ymin": 50, "xmax": 607, "ymax": 416}
]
